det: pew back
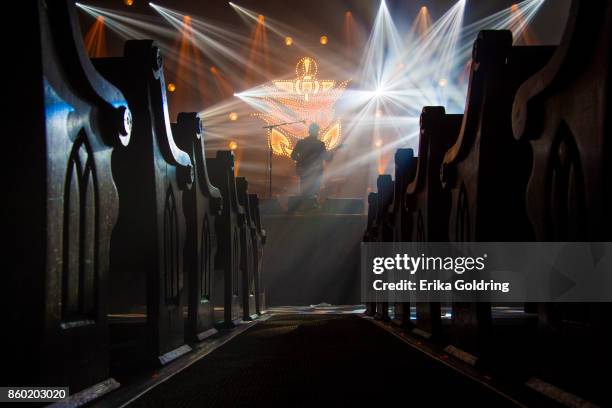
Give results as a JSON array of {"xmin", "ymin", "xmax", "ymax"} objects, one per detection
[
  {"xmin": 11, "ymin": 0, "xmax": 131, "ymax": 395},
  {"xmin": 512, "ymin": 1, "xmax": 611, "ymax": 402},
  {"xmin": 173, "ymin": 112, "xmax": 223, "ymax": 341},
  {"xmin": 207, "ymin": 151, "xmax": 246, "ymax": 326},
  {"xmin": 248, "ymin": 194, "xmax": 266, "ymax": 315},
  {"xmin": 94, "ymin": 39, "xmax": 193, "ymax": 371},
  {"xmin": 236, "ymin": 177, "xmax": 258, "ymax": 320}
]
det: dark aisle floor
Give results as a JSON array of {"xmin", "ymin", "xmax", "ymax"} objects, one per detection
[{"xmin": 129, "ymin": 314, "xmax": 519, "ymax": 407}]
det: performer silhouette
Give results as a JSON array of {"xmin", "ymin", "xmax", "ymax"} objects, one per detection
[{"xmin": 291, "ymin": 123, "xmax": 333, "ymax": 198}]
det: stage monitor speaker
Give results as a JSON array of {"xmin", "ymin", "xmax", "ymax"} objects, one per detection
[
  {"xmin": 287, "ymin": 196, "xmax": 318, "ymax": 213},
  {"xmin": 260, "ymin": 198, "xmax": 284, "ymax": 215},
  {"xmin": 321, "ymin": 198, "xmax": 364, "ymax": 214}
]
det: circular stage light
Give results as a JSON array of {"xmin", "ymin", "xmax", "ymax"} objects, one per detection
[
  {"xmin": 285, "ymin": 37, "xmax": 293, "ymax": 46},
  {"xmin": 375, "ymin": 139, "xmax": 383, "ymax": 147},
  {"xmin": 124, "ymin": 0, "xmax": 134, "ymax": 6},
  {"xmin": 438, "ymin": 78, "xmax": 448, "ymax": 88},
  {"xmin": 320, "ymin": 35, "xmax": 328, "ymax": 45},
  {"xmin": 229, "ymin": 141, "xmax": 238, "ymax": 151},
  {"xmin": 167, "ymin": 83, "xmax": 176, "ymax": 92},
  {"xmin": 229, "ymin": 112, "xmax": 238, "ymax": 121}
]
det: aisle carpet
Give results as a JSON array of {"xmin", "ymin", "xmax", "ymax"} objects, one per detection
[{"xmin": 130, "ymin": 314, "xmax": 518, "ymax": 407}]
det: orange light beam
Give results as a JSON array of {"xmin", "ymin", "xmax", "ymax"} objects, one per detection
[
  {"xmin": 408, "ymin": 6, "xmax": 432, "ymax": 41},
  {"xmin": 344, "ymin": 11, "xmax": 353, "ymax": 57},
  {"xmin": 510, "ymin": 3, "xmax": 538, "ymax": 45},
  {"xmin": 83, "ymin": 16, "xmax": 107, "ymax": 57},
  {"xmin": 210, "ymin": 66, "xmax": 234, "ymax": 99},
  {"xmin": 189, "ymin": 27, "xmax": 208, "ymax": 106},
  {"xmin": 244, "ymin": 16, "xmax": 263, "ymax": 87}
]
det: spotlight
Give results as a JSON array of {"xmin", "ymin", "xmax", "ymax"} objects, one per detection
[
  {"xmin": 320, "ymin": 35, "xmax": 328, "ymax": 45},
  {"xmin": 285, "ymin": 36, "xmax": 293, "ymax": 46},
  {"xmin": 124, "ymin": 0, "xmax": 134, "ymax": 6},
  {"xmin": 375, "ymin": 109, "xmax": 383, "ymax": 118},
  {"xmin": 375, "ymin": 139, "xmax": 383, "ymax": 147},
  {"xmin": 229, "ymin": 141, "xmax": 238, "ymax": 150},
  {"xmin": 258, "ymin": 14, "xmax": 265, "ymax": 23},
  {"xmin": 167, "ymin": 83, "xmax": 176, "ymax": 92},
  {"xmin": 229, "ymin": 112, "xmax": 238, "ymax": 121},
  {"xmin": 438, "ymin": 78, "xmax": 448, "ymax": 88}
]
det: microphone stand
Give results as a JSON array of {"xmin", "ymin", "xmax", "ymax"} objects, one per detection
[{"xmin": 262, "ymin": 120, "xmax": 305, "ymax": 199}]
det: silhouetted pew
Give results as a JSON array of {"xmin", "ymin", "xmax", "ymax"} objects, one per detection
[
  {"xmin": 390, "ymin": 149, "xmax": 417, "ymax": 242},
  {"xmin": 11, "ymin": 0, "xmax": 130, "ymax": 398},
  {"xmin": 363, "ymin": 192, "xmax": 379, "ymax": 316},
  {"xmin": 388, "ymin": 149, "xmax": 417, "ymax": 327},
  {"xmin": 207, "ymin": 151, "xmax": 246, "ymax": 327},
  {"xmin": 440, "ymin": 30, "xmax": 555, "ymax": 362},
  {"xmin": 172, "ymin": 113, "xmax": 223, "ymax": 342},
  {"xmin": 375, "ymin": 175, "xmax": 395, "ymax": 244},
  {"xmin": 236, "ymin": 177, "xmax": 258, "ymax": 320},
  {"xmin": 405, "ymin": 107, "xmax": 463, "ymax": 338},
  {"xmin": 364, "ymin": 192, "xmax": 379, "ymax": 244},
  {"xmin": 248, "ymin": 194, "xmax": 267, "ymax": 314},
  {"xmin": 408, "ymin": 108, "xmax": 462, "ymax": 243},
  {"xmin": 93, "ymin": 40, "xmax": 194, "ymax": 373},
  {"xmin": 373, "ymin": 175, "xmax": 394, "ymax": 320},
  {"xmin": 512, "ymin": 0, "xmax": 611, "ymax": 404}
]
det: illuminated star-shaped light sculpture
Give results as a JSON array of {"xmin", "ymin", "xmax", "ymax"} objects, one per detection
[{"xmin": 255, "ymin": 57, "xmax": 350, "ymax": 157}]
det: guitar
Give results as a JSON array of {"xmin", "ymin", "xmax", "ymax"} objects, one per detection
[{"xmin": 295, "ymin": 143, "xmax": 343, "ymax": 176}]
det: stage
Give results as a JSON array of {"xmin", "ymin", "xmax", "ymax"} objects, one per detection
[{"xmin": 261, "ymin": 212, "xmax": 366, "ymax": 306}]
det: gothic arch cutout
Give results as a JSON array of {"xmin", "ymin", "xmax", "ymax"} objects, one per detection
[
  {"xmin": 199, "ymin": 217, "xmax": 212, "ymax": 301},
  {"xmin": 164, "ymin": 187, "xmax": 180, "ymax": 305},
  {"xmin": 232, "ymin": 228, "xmax": 240, "ymax": 296},
  {"xmin": 546, "ymin": 121, "xmax": 586, "ymax": 240},
  {"xmin": 62, "ymin": 132, "xmax": 98, "ymax": 322},
  {"xmin": 456, "ymin": 183, "xmax": 470, "ymax": 242},
  {"xmin": 416, "ymin": 210, "xmax": 426, "ymax": 241}
]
